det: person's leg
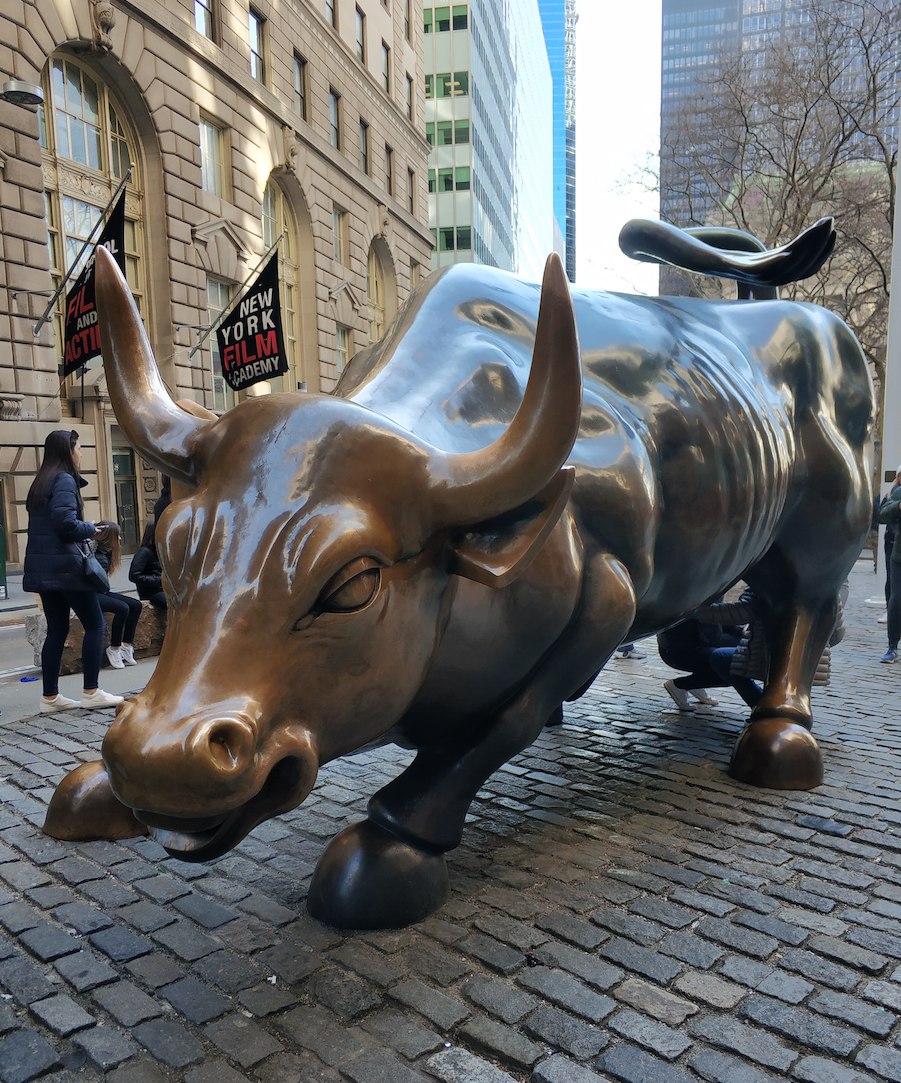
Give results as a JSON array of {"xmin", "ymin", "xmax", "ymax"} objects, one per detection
[
  {"xmin": 149, "ymin": 591, "xmax": 167, "ymax": 609},
  {"xmin": 67, "ymin": 591, "xmax": 105, "ymax": 692},
  {"xmin": 100, "ymin": 594, "xmax": 128, "ymax": 647},
  {"xmin": 39, "ymin": 592, "xmax": 71, "ymax": 698},
  {"xmin": 708, "ymin": 646, "xmax": 762, "ymax": 707},
  {"xmin": 885, "ymin": 538, "xmax": 893, "ymax": 606},
  {"xmin": 884, "ymin": 560, "xmax": 901, "ymax": 660},
  {"xmin": 123, "ymin": 596, "xmax": 142, "ymax": 644}
]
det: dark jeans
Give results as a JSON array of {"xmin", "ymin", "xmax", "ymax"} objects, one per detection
[
  {"xmin": 146, "ymin": 591, "xmax": 167, "ymax": 610},
  {"xmin": 672, "ymin": 646, "xmax": 763, "ymax": 709},
  {"xmin": 39, "ymin": 590, "xmax": 104, "ymax": 696},
  {"xmin": 99, "ymin": 591, "xmax": 142, "ymax": 646},
  {"xmin": 887, "ymin": 560, "xmax": 901, "ymax": 650}
]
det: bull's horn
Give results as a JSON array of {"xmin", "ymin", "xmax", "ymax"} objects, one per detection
[
  {"xmin": 95, "ymin": 246, "xmax": 208, "ymax": 485},
  {"xmin": 430, "ymin": 253, "xmax": 581, "ymax": 527}
]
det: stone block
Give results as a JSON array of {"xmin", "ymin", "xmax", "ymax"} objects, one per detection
[{"xmin": 25, "ymin": 602, "xmax": 166, "ymax": 673}]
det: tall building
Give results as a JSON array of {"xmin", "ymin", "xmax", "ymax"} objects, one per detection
[
  {"xmin": 537, "ymin": 0, "xmax": 576, "ymax": 281},
  {"xmin": 0, "ymin": 0, "xmax": 431, "ymax": 566},
  {"xmin": 424, "ymin": 0, "xmax": 555, "ymax": 278}
]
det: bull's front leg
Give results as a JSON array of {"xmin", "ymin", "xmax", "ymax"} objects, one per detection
[
  {"xmin": 728, "ymin": 592, "xmax": 838, "ymax": 790},
  {"xmin": 307, "ymin": 552, "xmax": 636, "ymax": 929}
]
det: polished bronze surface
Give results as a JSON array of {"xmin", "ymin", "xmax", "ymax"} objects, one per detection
[{"xmin": 44, "ymin": 230, "xmax": 873, "ymax": 928}]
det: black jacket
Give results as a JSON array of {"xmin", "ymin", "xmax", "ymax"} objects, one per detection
[
  {"xmin": 23, "ymin": 473, "xmax": 95, "ymax": 593},
  {"xmin": 129, "ymin": 545, "xmax": 163, "ymax": 600}
]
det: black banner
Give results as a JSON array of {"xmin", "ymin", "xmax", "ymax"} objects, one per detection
[
  {"xmin": 216, "ymin": 254, "xmax": 288, "ymax": 392},
  {"xmin": 62, "ymin": 190, "xmax": 127, "ymax": 376}
]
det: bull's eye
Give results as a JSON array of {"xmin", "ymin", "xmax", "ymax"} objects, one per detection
[{"xmin": 319, "ymin": 558, "xmax": 382, "ymax": 614}]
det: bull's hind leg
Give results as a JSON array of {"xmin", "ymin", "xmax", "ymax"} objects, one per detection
[{"xmin": 307, "ymin": 552, "xmax": 636, "ymax": 928}]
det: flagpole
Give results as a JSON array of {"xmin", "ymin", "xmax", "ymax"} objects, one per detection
[
  {"xmin": 188, "ymin": 231, "xmax": 286, "ymax": 359},
  {"xmin": 32, "ymin": 168, "xmax": 132, "ymax": 337}
]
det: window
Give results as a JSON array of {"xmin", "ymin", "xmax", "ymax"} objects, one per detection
[
  {"xmin": 439, "ymin": 226, "xmax": 454, "ymax": 251},
  {"xmin": 367, "ymin": 246, "xmax": 384, "ymax": 341},
  {"xmin": 435, "ymin": 6, "xmax": 450, "ymax": 30},
  {"xmin": 425, "ymin": 74, "xmax": 434, "ymax": 99},
  {"xmin": 355, "ymin": 7, "xmax": 366, "ymax": 62},
  {"xmin": 455, "ymin": 165, "xmax": 470, "ymax": 190},
  {"xmin": 437, "ymin": 167, "xmax": 453, "ymax": 192},
  {"xmin": 425, "ymin": 121, "xmax": 435, "ymax": 145},
  {"xmin": 262, "ymin": 180, "xmax": 300, "ymax": 393},
  {"xmin": 194, "ymin": 0, "xmax": 216, "ymax": 38},
  {"xmin": 424, "ymin": 8, "xmax": 433, "ymax": 32},
  {"xmin": 325, "ymin": 0, "xmax": 336, "ymax": 27},
  {"xmin": 293, "ymin": 53, "xmax": 308, "ymax": 120},
  {"xmin": 457, "ymin": 226, "xmax": 471, "ymax": 250},
  {"xmin": 407, "ymin": 167, "xmax": 415, "ymax": 214},
  {"xmin": 199, "ymin": 117, "xmax": 225, "ymax": 195},
  {"xmin": 405, "ymin": 74, "xmax": 414, "ymax": 120},
  {"xmin": 437, "ymin": 226, "xmax": 471, "ymax": 251},
  {"xmin": 436, "ymin": 71, "xmax": 468, "ymax": 97},
  {"xmin": 435, "ymin": 120, "xmax": 453, "ymax": 144},
  {"xmin": 332, "ymin": 205, "xmax": 347, "ymax": 262},
  {"xmin": 454, "ymin": 118, "xmax": 469, "ymax": 143},
  {"xmin": 336, "ymin": 324, "xmax": 351, "ymax": 374},
  {"xmin": 40, "ymin": 55, "xmax": 145, "ymax": 375},
  {"xmin": 381, "ymin": 42, "xmax": 391, "ymax": 93},
  {"xmin": 410, "ymin": 259, "xmax": 421, "ymax": 287},
  {"xmin": 359, "ymin": 119, "xmax": 369, "ymax": 173},
  {"xmin": 248, "ymin": 8, "xmax": 266, "ymax": 82},
  {"xmin": 208, "ymin": 276, "xmax": 235, "ymax": 412},
  {"xmin": 405, "ymin": 0, "xmax": 412, "ymax": 39},
  {"xmin": 452, "ymin": 4, "xmax": 467, "ymax": 29},
  {"xmin": 428, "ymin": 169, "xmax": 436, "ymax": 193},
  {"xmin": 328, "ymin": 89, "xmax": 341, "ymax": 148},
  {"xmin": 384, "ymin": 145, "xmax": 393, "ymax": 195}
]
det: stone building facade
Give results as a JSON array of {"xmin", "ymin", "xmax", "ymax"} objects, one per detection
[{"xmin": 0, "ymin": 0, "xmax": 432, "ymax": 565}]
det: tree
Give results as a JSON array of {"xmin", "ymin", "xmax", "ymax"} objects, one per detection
[{"xmin": 659, "ymin": 0, "xmax": 899, "ymax": 404}]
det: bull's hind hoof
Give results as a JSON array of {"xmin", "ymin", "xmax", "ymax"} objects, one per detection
[
  {"xmin": 308, "ymin": 820, "xmax": 449, "ymax": 929},
  {"xmin": 728, "ymin": 719, "xmax": 823, "ymax": 790},
  {"xmin": 43, "ymin": 761, "xmax": 147, "ymax": 841}
]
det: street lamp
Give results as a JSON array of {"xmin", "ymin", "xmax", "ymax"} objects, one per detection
[{"xmin": 1, "ymin": 80, "xmax": 43, "ymax": 108}]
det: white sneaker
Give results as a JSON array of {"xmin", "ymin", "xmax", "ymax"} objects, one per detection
[
  {"xmin": 618, "ymin": 645, "xmax": 646, "ymax": 660},
  {"xmin": 120, "ymin": 644, "xmax": 137, "ymax": 666},
  {"xmin": 106, "ymin": 645, "xmax": 125, "ymax": 669},
  {"xmin": 690, "ymin": 689, "xmax": 718, "ymax": 706},
  {"xmin": 664, "ymin": 680, "xmax": 693, "ymax": 711},
  {"xmin": 878, "ymin": 614, "xmax": 888, "ymax": 624},
  {"xmin": 40, "ymin": 694, "xmax": 80, "ymax": 713},
  {"xmin": 80, "ymin": 689, "xmax": 124, "ymax": 708}
]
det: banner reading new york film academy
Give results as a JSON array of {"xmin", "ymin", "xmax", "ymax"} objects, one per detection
[
  {"xmin": 62, "ymin": 191, "xmax": 127, "ymax": 377},
  {"xmin": 216, "ymin": 254, "xmax": 288, "ymax": 392}
]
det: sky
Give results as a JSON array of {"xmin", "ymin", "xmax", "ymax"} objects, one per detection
[{"xmin": 574, "ymin": 0, "xmax": 663, "ymax": 294}]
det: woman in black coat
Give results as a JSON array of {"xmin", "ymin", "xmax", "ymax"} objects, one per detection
[
  {"xmin": 128, "ymin": 522, "xmax": 167, "ymax": 609},
  {"xmin": 23, "ymin": 430, "xmax": 124, "ymax": 711}
]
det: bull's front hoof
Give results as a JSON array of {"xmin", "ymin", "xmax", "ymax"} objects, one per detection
[
  {"xmin": 43, "ymin": 761, "xmax": 147, "ymax": 841},
  {"xmin": 728, "ymin": 719, "xmax": 823, "ymax": 790},
  {"xmin": 307, "ymin": 820, "xmax": 449, "ymax": 929}
]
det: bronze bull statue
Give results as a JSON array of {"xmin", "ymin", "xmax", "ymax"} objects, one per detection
[{"xmin": 45, "ymin": 221, "xmax": 873, "ymax": 929}]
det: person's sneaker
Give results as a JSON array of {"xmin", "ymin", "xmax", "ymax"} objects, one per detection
[
  {"xmin": 664, "ymin": 680, "xmax": 693, "ymax": 710},
  {"xmin": 878, "ymin": 614, "xmax": 888, "ymax": 624},
  {"xmin": 618, "ymin": 645, "xmax": 646, "ymax": 660},
  {"xmin": 106, "ymin": 645, "xmax": 125, "ymax": 669},
  {"xmin": 690, "ymin": 689, "xmax": 718, "ymax": 706},
  {"xmin": 80, "ymin": 689, "xmax": 124, "ymax": 708},
  {"xmin": 40, "ymin": 694, "xmax": 80, "ymax": 713},
  {"xmin": 119, "ymin": 644, "xmax": 137, "ymax": 666},
  {"xmin": 880, "ymin": 648, "xmax": 898, "ymax": 664}
]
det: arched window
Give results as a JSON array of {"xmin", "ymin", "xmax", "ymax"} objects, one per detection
[
  {"xmin": 367, "ymin": 245, "xmax": 385, "ymax": 342},
  {"xmin": 262, "ymin": 180, "xmax": 301, "ymax": 392},
  {"xmin": 39, "ymin": 55, "xmax": 144, "ymax": 377}
]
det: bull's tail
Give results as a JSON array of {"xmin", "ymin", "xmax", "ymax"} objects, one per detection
[{"xmin": 619, "ymin": 216, "xmax": 836, "ymax": 300}]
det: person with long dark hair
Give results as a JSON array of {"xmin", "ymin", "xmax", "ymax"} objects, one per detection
[
  {"xmin": 93, "ymin": 520, "xmax": 142, "ymax": 668},
  {"xmin": 128, "ymin": 522, "xmax": 167, "ymax": 609},
  {"xmin": 23, "ymin": 430, "xmax": 125, "ymax": 711}
]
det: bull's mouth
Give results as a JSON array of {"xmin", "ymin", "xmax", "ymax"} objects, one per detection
[{"xmin": 132, "ymin": 756, "xmax": 314, "ymax": 862}]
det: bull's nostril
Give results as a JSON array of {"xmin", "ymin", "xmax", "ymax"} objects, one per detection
[{"xmin": 206, "ymin": 720, "xmax": 253, "ymax": 771}]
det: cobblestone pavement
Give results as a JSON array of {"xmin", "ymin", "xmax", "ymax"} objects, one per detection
[{"xmin": 0, "ymin": 558, "xmax": 898, "ymax": 1083}]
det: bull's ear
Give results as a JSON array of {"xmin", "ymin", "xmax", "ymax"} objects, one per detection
[{"xmin": 448, "ymin": 468, "xmax": 574, "ymax": 589}]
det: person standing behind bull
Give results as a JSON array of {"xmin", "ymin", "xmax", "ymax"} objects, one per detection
[
  {"xmin": 877, "ymin": 481, "xmax": 901, "ymax": 663},
  {"xmin": 23, "ymin": 430, "xmax": 125, "ymax": 711},
  {"xmin": 93, "ymin": 521, "xmax": 142, "ymax": 668},
  {"xmin": 128, "ymin": 522, "xmax": 167, "ymax": 609}
]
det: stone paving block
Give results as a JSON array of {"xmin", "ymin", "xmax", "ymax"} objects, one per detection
[
  {"xmin": 254, "ymin": 1049, "xmax": 343, "ymax": 1081},
  {"xmin": 517, "ymin": 966, "xmax": 615, "ymax": 1022},
  {"xmin": 458, "ymin": 933, "xmax": 525, "ymax": 975},
  {"xmin": 459, "ymin": 1013, "xmax": 544, "ymax": 1071},
  {"xmin": 426, "ymin": 1046, "xmax": 519, "ymax": 1082},
  {"xmin": 695, "ymin": 917, "xmax": 779, "ymax": 959},
  {"xmin": 87, "ymin": 926, "xmax": 153, "ymax": 963},
  {"xmin": 463, "ymin": 975, "xmax": 539, "ymax": 1025},
  {"xmin": 0, "ymin": 903, "xmax": 42, "ymax": 935},
  {"xmin": 614, "ymin": 976, "xmax": 698, "ymax": 1024},
  {"xmin": 688, "ymin": 1047, "xmax": 784, "ymax": 1082},
  {"xmin": 192, "ymin": 948, "xmax": 268, "ymax": 992},
  {"xmin": 329, "ymin": 941, "xmax": 406, "ymax": 988},
  {"xmin": 29, "ymin": 993, "xmax": 94, "ymax": 1035},
  {"xmin": 341, "ymin": 1047, "xmax": 432, "ymax": 1083},
  {"xmin": 600, "ymin": 1041, "xmax": 698, "ymax": 1083},
  {"xmin": 673, "ymin": 969, "xmax": 746, "ymax": 1008},
  {"xmin": 211, "ymin": 916, "xmax": 277, "ymax": 954},
  {"xmin": 51, "ymin": 903, "xmax": 111, "ymax": 935},
  {"xmin": 274, "ymin": 1004, "xmax": 372, "ymax": 1066},
  {"xmin": 0, "ymin": 953, "xmax": 56, "ymax": 1005},
  {"xmin": 628, "ymin": 895, "xmax": 697, "ymax": 929},
  {"xmin": 151, "ymin": 920, "xmax": 219, "ymax": 962},
  {"xmin": 92, "ymin": 980, "xmax": 163, "ymax": 1026},
  {"xmin": 775, "ymin": 949, "xmax": 860, "ymax": 991},
  {"xmin": 792, "ymin": 1055, "xmax": 881, "ymax": 1083},
  {"xmin": 390, "ymin": 978, "xmax": 470, "ymax": 1030},
  {"xmin": 862, "ymin": 979, "xmax": 901, "ymax": 1012},
  {"xmin": 53, "ymin": 949, "xmax": 117, "ymax": 993},
  {"xmin": 598, "ymin": 936, "xmax": 682, "ymax": 983},
  {"xmin": 24, "ymin": 887, "xmax": 75, "ymax": 912},
  {"xmin": 756, "ymin": 970, "xmax": 815, "ymax": 1003},
  {"xmin": 81, "ymin": 881, "xmax": 139, "ymax": 909},
  {"xmin": 687, "ymin": 1014, "xmax": 797, "ymax": 1072},
  {"xmin": 807, "ymin": 934, "xmax": 890, "ymax": 973},
  {"xmin": 0, "ymin": 1026, "xmax": 61, "ymax": 1082},
  {"xmin": 132, "ymin": 874, "xmax": 191, "ymax": 903},
  {"xmin": 114, "ymin": 901, "xmax": 176, "ymax": 934},
  {"xmin": 362, "ymin": 1007, "xmax": 444, "ymax": 1059},
  {"xmin": 405, "ymin": 941, "xmax": 471, "ymax": 985},
  {"xmin": 183, "ymin": 1057, "xmax": 253, "ymax": 1083},
  {"xmin": 132, "ymin": 1018, "xmax": 205, "ymax": 1069},
  {"xmin": 608, "ymin": 1006, "xmax": 693, "ymax": 1060},
  {"xmin": 809, "ymin": 988, "xmax": 896, "ymax": 1037},
  {"xmin": 106, "ymin": 1056, "xmax": 168, "ymax": 1082},
  {"xmin": 304, "ymin": 965, "xmax": 383, "ymax": 1021},
  {"xmin": 521, "ymin": 1003, "xmax": 608, "ymax": 1058},
  {"xmin": 204, "ymin": 1012, "xmax": 284, "ymax": 1068},
  {"xmin": 534, "ymin": 941, "xmax": 624, "ymax": 990},
  {"xmin": 237, "ymin": 981, "xmax": 298, "ymax": 1017},
  {"xmin": 669, "ymin": 887, "xmax": 735, "ymax": 917},
  {"xmin": 125, "ymin": 953, "xmax": 185, "ymax": 991},
  {"xmin": 846, "ymin": 926, "xmax": 901, "ymax": 962},
  {"xmin": 659, "ymin": 930, "xmax": 724, "ymax": 969},
  {"xmin": 739, "ymin": 993, "xmax": 860, "ymax": 1057},
  {"xmin": 73, "ymin": 1024, "xmax": 137, "ymax": 1071},
  {"xmin": 171, "ymin": 892, "xmax": 239, "ymax": 929},
  {"xmin": 531, "ymin": 1053, "xmax": 612, "ymax": 1083},
  {"xmin": 855, "ymin": 1044, "xmax": 901, "ymax": 1082},
  {"xmin": 17, "ymin": 923, "xmax": 79, "ymax": 963}
]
